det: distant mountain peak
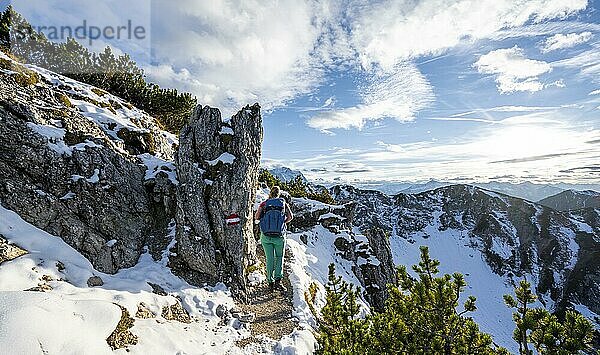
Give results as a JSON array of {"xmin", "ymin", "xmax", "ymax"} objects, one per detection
[
  {"xmin": 267, "ymin": 166, "xmax": 308, "ymax": 183},
  {"xmin": 538, "ymin": 189, "xmax": 600, "ymax": 211}
]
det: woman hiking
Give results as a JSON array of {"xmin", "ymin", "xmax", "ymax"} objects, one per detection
[{"xmin": 255, "ymin": 186, "xmax": 293, "ymax": 293}]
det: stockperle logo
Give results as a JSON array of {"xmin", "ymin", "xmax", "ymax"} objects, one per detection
[
  {"xmin": 13, "ymin": 19, "xmax": 147, "ymax": 46},
  {"xmin": 6, "ymin": 0, "xmax": 152, "ymax": 72}
]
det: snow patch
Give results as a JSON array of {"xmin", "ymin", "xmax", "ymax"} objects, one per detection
[
  {"xmin": 138, "ymin": 153, "xmax": 178, "ymax": 185},
  {"xmin": 219, "ymin": 126, "xmax": 234, "ymax": 135},
  {"xmin": 26, "ymin": 122, "xmax": 72, "ymax": 156},
  {"xmin": 207, "ymin": 152, "xmax": 236, "ymax": 166},
  {"xmin": 0, "ymin": 204, "xmax": 252, "ymax": 354}
]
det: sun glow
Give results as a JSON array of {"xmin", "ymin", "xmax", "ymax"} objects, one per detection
[{"xmin": 479, "ymin": 125, "xmax": 578, "ymax": 161}]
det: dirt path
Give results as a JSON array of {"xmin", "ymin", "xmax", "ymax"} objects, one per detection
[{"xmin": 236, "ymin": 244, "xmax": 297, "ymax": 347}]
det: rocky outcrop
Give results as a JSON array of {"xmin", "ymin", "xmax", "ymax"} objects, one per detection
[
  {"xmin": 289, "ymin": 197, "xmax": 396, "ymax": 310},
  {"xmin": 289, "ymin": 198, "xmax": 355, "ymax": 233},
  {"xmin": 174, "ymin": 104, "xmax": 263, "ymax": 295},
  {"xmin": 0, "ymin": 58, "xmax": 177, "ymax": 273}
]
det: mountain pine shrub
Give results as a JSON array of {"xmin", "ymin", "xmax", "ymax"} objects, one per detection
[
  {"xmin": 318, "ymin": 246, "xmax": 508, "ymax": 354},
  {"xmin": 504, "ymin": 280, "xmax": 596, "ymax": 354},
  {"xmin": 258, "ymin": 169, "xmax": 335, "ymax": 205}
]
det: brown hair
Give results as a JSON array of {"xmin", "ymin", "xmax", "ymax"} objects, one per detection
[{"xmin": 269, "ymin": 186, "xmax": 281, "ymax": 198}]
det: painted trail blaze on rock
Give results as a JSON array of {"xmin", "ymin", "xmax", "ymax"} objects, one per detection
[
  {"xmin": 225, "ymin": 214, "xmax": 241, "ymax": 226},
  {"xmin": 175, "ymin": 104, "xmax": 263, "ymax": 296}
]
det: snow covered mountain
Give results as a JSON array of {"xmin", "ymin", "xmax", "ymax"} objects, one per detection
[
  {"xmin": 473, "ymin": 181, "xmax": 567, "ymax": 202},
  {"xmin": 267, "ymin": 166, "xmax": 308, "ymax": 183},
  {"xmin": 328, "ymin": 178, "xmax": 599, "ymax": 202},
  {"xmin": 1, "ymin": 50, "xmax": 598, "ymax": 353},
  {"xmin": 539, "ymin": 190, "xmax": 600, "ymax": 211},
  {"xmin": 0, "ymin": 50, "xmax": 316, "ymax": 353},
  {"xmin": 332, "ymin": 184, "xmax": 600, "ymax": 351}
]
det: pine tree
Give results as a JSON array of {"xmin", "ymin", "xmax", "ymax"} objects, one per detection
[
  {"xmin": 372, "ymin": 246, "xmax": 505, "ymax": 355},
  {"xmin": 317, "ymin": 247, "xmax": 507, "ymax": 354},
  {"xmin": 317, "ymin": 264, "xmax": 369, "ymax": 355},
  {"xmin": 504, "ymin": 280, "xmax": 596, "ymax": 354}
]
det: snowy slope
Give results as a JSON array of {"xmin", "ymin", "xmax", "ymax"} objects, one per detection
[
  {"xmin": 2, "ymin": 49, "xmax": 178, "ymax": 184},
  {"xmin": 0, "ymin": 204, "xmax": 251, "ymax": 355},
  {"xmin": 333, "ymin": 183, "xmax": 600, "ymax": 351},
  {"xmin": 1, "ymin": 52, "xmax": 328, "ymax": 354},
  {"xmin": 0, "ymin": 190, "xmax": 378, "ymax": 354},
  {"xmin": 539, "ymin": 189, "xmax": 600, "ymax": 211},
  {"xmin": 389, "ymin": 212, "xmax": 520, "ymax": 352}
]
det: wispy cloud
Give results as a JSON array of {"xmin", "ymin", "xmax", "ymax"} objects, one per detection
[
  {"xmin": 423, "ymin": 117, "xmax": 500, "ymax": 124},
  {"xmin": 450, "ymin": 105, "xmax": 560, "ymax": 118},
  {"xmin": 491, "ymin": 21, "xmax": 600, "ymax": 41},
  {"xmin": 474, "ymin": 46, "xmax": 552, "ymax": 93},
  {"xmin": 552, "ymin": 42, "xmax": 600, "ymax": 81},
  {"xmin": 346, "ymin": 0, "xmax": 588, "ymax": 70},
  {"xmin": 540, "ymin": 31, "xmax": 593, "ymax": 52},
  {"xmin": 490, "ymin": 152, "xmax": 580, "ymax": 164},
  {"xmin": 295, "ymin": 110, "xmax": 600, "ymax": 183},
  {"xmin": 307, "ymin": 63, "xmax": 434, "ymax": 130}
]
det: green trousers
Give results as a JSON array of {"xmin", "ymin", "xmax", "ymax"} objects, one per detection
[{"xmin": 260, "ymin": 233, "xmax": 285, "ymax": 283}]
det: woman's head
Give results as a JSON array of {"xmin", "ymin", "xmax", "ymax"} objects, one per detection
[{"xmin": 269, "ymin": 186, "xmax": 281, "ymax": 198}]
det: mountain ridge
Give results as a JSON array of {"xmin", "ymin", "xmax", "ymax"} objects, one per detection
[{"xmin": 539, "ymin": 189, "xmax": 600, "ymax": 211}]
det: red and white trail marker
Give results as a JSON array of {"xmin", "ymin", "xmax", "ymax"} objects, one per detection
[{"xmin": 225, "ymin": 213, "xmax": 241, "ymax": 226}]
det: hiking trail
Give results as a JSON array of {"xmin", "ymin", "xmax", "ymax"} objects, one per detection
[{"xmin": 236, "ymin": 243, "xmax": 297, "ymax": 348}]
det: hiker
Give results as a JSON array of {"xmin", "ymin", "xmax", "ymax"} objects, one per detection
[{"xmin": 255, "ymin": 186, "xmax": 293, "ymax": 293}]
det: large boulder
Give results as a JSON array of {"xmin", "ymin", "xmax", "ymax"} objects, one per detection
[
  {"xmin": 174, "ymin": 104, "xmax": 263, "ymax": 296},
  {"xmin": 0, "ymin": 60, "xmax": 176, "ymax": 273}
]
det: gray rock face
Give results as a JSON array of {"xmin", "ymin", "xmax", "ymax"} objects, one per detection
[
  {"xmin": 174, "ymin": 104, "xmax": 262, "ymax": 295},
  {"xmin": 0, "ymin": 58, "xmax": 176, "ymax": 274},
  {"xmin": 289, "ymin": 198, "xmax": 396, "ymax": 310}
]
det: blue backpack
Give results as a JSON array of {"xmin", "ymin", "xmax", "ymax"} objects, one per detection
[{"xmin": 259, "ymin": 198, "xmax": 286, "ymax": 237}]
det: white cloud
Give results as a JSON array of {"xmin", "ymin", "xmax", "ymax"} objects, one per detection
[
  {"xmin": 491, "ymin": 21, "xmax": 600, "ymax": 41},
  {"xmin": 589, "ymin": 89, "xmax": 600, "ymax": 95},
  {"xmin": 13, "ymin": 0, "xmax": 591, "ymax": 121},
  {"xmin": 545, "ymin": 79, "xmax": 566, "ymax": 88},
  {"xmin": 541, "ymin": 32, "xmax": 593, "ymax": 52},
  {"xmin": 346, "ymin": 0, "xmax": 588, "ymax": 71},
  {"xmin": 451, "ymin": 105, "xmax": 560, "ymax": 117},
  {"xmin": 144, "ymin": 0, "xmax": 335, "ymax": 115},
  {"xmin": 307, "ymin": 64, "xmax": 434, "ymax": 130},
  {"xmin": 474, "ymin": 46, "xmax": 552, "ymax": 93},
  {"xmin": 305, "ymin": 0, "xmax": 586, "ymax": 132}
]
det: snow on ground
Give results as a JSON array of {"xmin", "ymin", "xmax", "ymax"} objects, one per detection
[
  {"xmin": 26, "ymin": 122, "xmax": 73, "ymax": 156},
  {"xmin": 286, "ymin": 225, "xmax": 370, "ymax": 330},
  {"xmin": 480, "ymin": 188, "xmax": 510, "ymax": 205},
  {"xmin": 0, "ymin": 291, "xmax": 120, "ymax": 355},
  {"xmin": 0, "ymin": 204, "xmax": 251, "ymax": 355},
  {"xmin": 26, "ymin": 61, "xmax": 177, "ymax": 158},
  {"xmin": 1, "ymin": 187, "xmax": 352, "ymax": 355},
  {"xmin": 138, "ymin": 153, "xmax": 178, "ymax": 185},
  {"xmin": 389, "ymin": 210, "xmax": 521, "ymax": 353}
]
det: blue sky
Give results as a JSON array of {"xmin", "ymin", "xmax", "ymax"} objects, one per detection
[{"xmin": 7, "ymin": 0, "xmax": 600, "ymax": 184}]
